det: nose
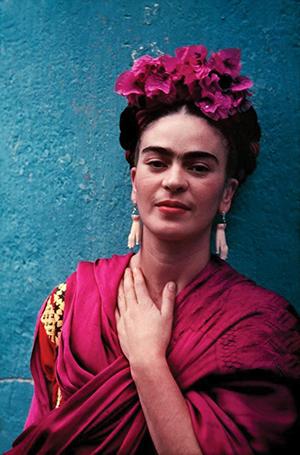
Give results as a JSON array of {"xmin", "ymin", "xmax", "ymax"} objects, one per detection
[{"xmin": 162, "ymin": 163, "xmax": 188, "ymax": 193}]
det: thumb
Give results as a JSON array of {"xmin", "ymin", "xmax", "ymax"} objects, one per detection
[{"xmin": 161, "ymin": 281, "xmax": 177, "ymax": 318}]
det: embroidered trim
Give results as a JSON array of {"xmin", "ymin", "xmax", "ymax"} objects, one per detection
[{"xmin": 41, "ymin": 283, "xmax": 66, "ymax": 346}]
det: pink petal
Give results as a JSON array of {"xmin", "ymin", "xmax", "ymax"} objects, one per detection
[
  {"xmin": 231, "ymin": 76, "xmax": 253, "ymax": 91},
  {"xmin": 209, "ymin": 48, "xmax": 241, "ymax": 78},
  {"xmin": 115, "ymin": 71, "xmax": 144, "ymax": 96},
  {"xmin": 132, "ymin": 55, "xmax": 153, "ymax": 74},
  {"xmin": 145, "ymin": 74, "xmax": 172, "ymax": 96},
  {"xmin": 160, "ymin": 54, "xmax": 177, "ymax": 73}
]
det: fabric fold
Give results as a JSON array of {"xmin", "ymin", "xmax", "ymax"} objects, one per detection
[{"xmin": 6, "ymin": 253, "xmax": 300, "ymax": 454}]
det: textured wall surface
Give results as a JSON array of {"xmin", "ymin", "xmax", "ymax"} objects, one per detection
[{"xmin": 0, "ymin": 0, "xmax": 299, "ymax": 450}]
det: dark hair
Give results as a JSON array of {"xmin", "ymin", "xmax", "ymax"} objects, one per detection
[{"xmin": 119, "ymin": 102, "xmax": 261, "ymax": 185}]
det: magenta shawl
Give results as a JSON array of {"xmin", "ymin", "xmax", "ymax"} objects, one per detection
[{"xmin": 7, "ymin": 253, "xmax": 300, "ymax": 454}]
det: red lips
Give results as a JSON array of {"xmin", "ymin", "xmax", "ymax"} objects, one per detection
[{"xmin": 156, "ymin": 200, "xmax": 191, "ymax": 210}]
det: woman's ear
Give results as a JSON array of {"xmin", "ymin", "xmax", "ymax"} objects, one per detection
[
  {"xmin": 219, "ymin": 178, "xmax": 239, "ymax": 213},
  {"xmin": 130, "ymin": 167, "xmax": 137, "ymax": 204}
]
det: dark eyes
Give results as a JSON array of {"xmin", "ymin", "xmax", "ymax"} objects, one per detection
[
  {"xmin": 147, "ymin": 160, "xmax": 166, "ymax": 168},
  {"xmin": 189, "ymin": 164, "xmax": 209, "ymax": 174},
  {"xmin": 146, "ymin": 160, "xmax": 209, "ymax": 174}
]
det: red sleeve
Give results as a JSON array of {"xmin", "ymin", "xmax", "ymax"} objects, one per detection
[
  {"xmin": 38, "ymin": 282, "xmax": 66, "ymax": 409},
  {"xmin": 32, "ymin": 283, "xmax": 66, "ymax": 416},
  {"xmin": 38, "ymin": 321, "xmax": 60, "ymax": 409},
  {"xmin": 24, "ymin": 283, "xmax": 66, "ymax": 429}
]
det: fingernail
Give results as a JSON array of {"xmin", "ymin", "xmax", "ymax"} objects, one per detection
[{"xmin": 168, "ymin": 282, "xmax": 176, "ymax": 292}]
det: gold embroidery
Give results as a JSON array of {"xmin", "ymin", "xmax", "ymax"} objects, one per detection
[{"xmin": 41, "ymin": 283, "xmax": 66, "ymax": 346}]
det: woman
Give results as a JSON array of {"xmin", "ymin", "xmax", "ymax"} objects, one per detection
[{"xmin": 7, "ymin": 45, "xmax": 300, "ymax": 454}]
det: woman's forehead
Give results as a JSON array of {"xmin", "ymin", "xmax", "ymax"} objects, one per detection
[{"xmin": 139, "ymin": 112, "xmax": 228, "ymax": 156}]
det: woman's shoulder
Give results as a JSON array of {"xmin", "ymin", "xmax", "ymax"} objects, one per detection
[
  {"xmin": 39, "ymin": 252, "xmax": 132, "ymax": 340},
  {"xmin": 214, "ymin": 260, "xmax": 300, "ymax": 377},
  {"xmin": 218, "ymin": 258, "xmax": 296, "ymax": 316},
  {"xmin": 72, "ymin": 251, "xmax": 133, "ymax": 276},
  {"xmin": 49, "ymin": 252, "xmax": 133, "ymax": 291}
]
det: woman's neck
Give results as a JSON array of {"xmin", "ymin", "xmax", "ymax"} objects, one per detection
[{"xmin": 129, "ymin": 228, "xmax": 211, "ymax": 307}]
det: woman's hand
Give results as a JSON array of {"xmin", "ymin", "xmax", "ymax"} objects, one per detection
[{"xmin": 115, "ymin": 267, "xmax": 176, "ymax": 366}]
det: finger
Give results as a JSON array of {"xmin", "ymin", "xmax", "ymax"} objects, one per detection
[
  {"xmin": 123, "ymin": 268, "xmax": 138, "ymax": 305},
  {"xmin": 114, "ymin": 307, "xmax": 122, "ymax": 335},
  {"xmin": 132, "ymin": 267, "xmax": 152, "ymax": 305},
  {"xmin": 117, "ymin": 279, "xmax": 127, "ymax": 313},
  {"xmin": 161, "ymin": 282, "xmax": 176, "ymax": 318}
]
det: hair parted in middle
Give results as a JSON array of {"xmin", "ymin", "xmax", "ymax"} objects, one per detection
[{"xmin": 119, "ymin": 102, "xmax": 260, "ymax": 185}]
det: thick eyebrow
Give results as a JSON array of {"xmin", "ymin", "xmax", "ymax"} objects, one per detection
[{"xmin": 141, "ymin": 146, "xmax": 219, "ymax": 164}]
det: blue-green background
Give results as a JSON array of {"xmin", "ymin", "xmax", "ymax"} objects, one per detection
[{"xmin": 1, "ymin": 0, "xmax": 299, "ymax": 451}]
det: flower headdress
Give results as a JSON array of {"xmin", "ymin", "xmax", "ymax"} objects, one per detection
[{"xmin": 115, "ymin": 45, "xmax": 253, "ymax": 121}]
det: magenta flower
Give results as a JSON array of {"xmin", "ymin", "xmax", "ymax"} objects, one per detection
[
  {"xmin": 115, "ymin": 71, "xmax": 144, "ymax": 96},
  {"xmin": 175, "ymin": 45, "xmax": 208, "ymax": 66},
  {"xmin": 115, "ymin": 44, "xmax": 253, "ymax": 120},
  {"xmin": 209, "ymin": 48, "xmax": 241, "ymax": 78},
  {"xmin": 144, "ymin": 72, "xmax": 172, "ymax": 97},
  {"xmin": 175, "ymin": 45, "xmax": 210, "ymax": 85},
  {"xmin": 131, "ymin": 55, "xmax": 154, "ymax": 76},
  {"xmin": 160, "ymin": 55, "xmax": 179, "ymax": 76},
  {"xmin": 197, "ymin": 91, "xmax": 233, "ymax": 121},
  {"xmin": 115, "ymin": 54, "xmax": 175, "ymax": 104},
  {"xmin": 231, "ymin": 76, "xmax": 253, "ymax": 92},
  {"xmin": 194, "ymin": 73, "xmax": 233, "ymax": 120}
]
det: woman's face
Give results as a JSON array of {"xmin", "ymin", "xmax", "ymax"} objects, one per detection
[{"xmin": 130, "ymin": 110, "xmax": 238, "ymax": 243}]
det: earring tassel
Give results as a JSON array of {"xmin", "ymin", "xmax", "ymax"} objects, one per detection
[
  {"xmin": 215, "ymin": 212, "xmax": 228, "ymax": 260},
  {"xmin": 128, "ymin": 205, "xmax": 141, "ymax": 249}
]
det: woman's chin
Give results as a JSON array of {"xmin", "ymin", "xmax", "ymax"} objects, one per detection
[
  {"xmin": 141, "ymin": 218, "xmax": 211, "ymax": 245},
  {"xmin": 145, "ymin": 226, "xmax": 198, "ymax": 243}
]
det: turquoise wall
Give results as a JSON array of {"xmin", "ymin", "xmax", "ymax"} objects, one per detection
[{"xmin": 1, "ymin": 0, "xmax": 299, "ymax": 450}]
